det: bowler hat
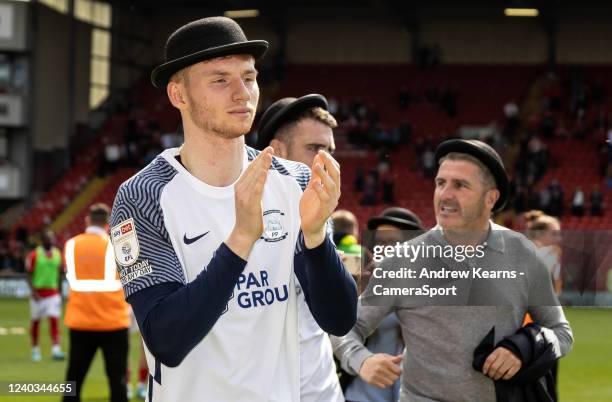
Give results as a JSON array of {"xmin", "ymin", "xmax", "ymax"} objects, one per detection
[
  {"xmin": 151, "ymin": 16, "xmax": 269, "ymax": 88},
  {"xmin": 255, "ymin": 94, "xmax": 328, "ymax": 150},
  {"xmin": 435, "ymin": 139, "xmax": 509, "ymax": 212},
  {"xmin": 367, "ymin": 207, "xmax": 423, "ymax": 231}
]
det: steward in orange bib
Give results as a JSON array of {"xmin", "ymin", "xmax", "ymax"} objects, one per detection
[{"xmin": 63, "ymin": 203, "xmax": 130, "ymax": 402}]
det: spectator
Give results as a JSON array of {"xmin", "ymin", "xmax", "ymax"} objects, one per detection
[
  {"xmin": 354, "ymin": 166, "xmax": 365, "ymax": 192},
  {"xmin": 570, "ymin": 77, "xmax": 589, "ymax": 117},
  {"xmin": 571, "ymin": 187, "xmax": 585, "ymax": 216},
  {"xmin": 371, "ymin": 123, "xmax": 392, "ymax": 148},
  {"xmin": 526, "ymin": 135, "xmax": 549, "ymax": 181},
  {"xmin": 549, "ymin": 180, "xmax": 565, "ymax": 216},
  {"xmin": 542, "ymin": 71, "xmax": 562, "ymax": 111},
  {"xmin": 100, "ymin": 138, "xmax": 122, "ymax": 176},
  {"xmin": 524, "ymin": 210, "xmax": 563, "ymax": 293},
  {"xmin": 503, "ymin": 101, "xmax": 520, "ymax": 139},
  {"xmin": 331, "ymin": 210, "xmax": 360, "ymax": 247},
  {"xmin": 539, "ymin": 187, "xmax": 552, "ymax": 215},
  {"xmin": 440, "ymin": 88, "xmax": 458, "ymax": 117},
  {"xmin": 382, "ymin": 175, "xmax": 395, "ymax": 204},
  {"xmin": 573, "ymin": 108, "xmax": 588, "ymax": 139},
  {"xmin": 513, "ymin": 185, "xmax": 527, "ymax": 212},
  {"xmin": 503, "ymin": 101, "xmax": 519, "ymax": 119},
  {"xmin": 422, "ymin": 148, "xmax": 436, "ymax": 178},
  {"xmin": 377, "ymin": 157, "xmax": 390, "ymax": 176},
  {"xmin": 123, "ymin": 118, "xmax": 139, "ymax": 161},
  {"xmin": 590, "ymin": 185, "xmax": 604, "ymax": 216},
  {"xmin": 361, "ymin": 173, "xmax": 378, "ymax": 206},
  {"xmin": 414, "ymin": 138, "xmax": 425, "ymax": 170},
  {"xmin": 327, "ymin": 97, "xmax": 339, "ymax": 116},
  {"xmin": 527, "ymin": 186, "xmax": 541, "ymax": 210}
]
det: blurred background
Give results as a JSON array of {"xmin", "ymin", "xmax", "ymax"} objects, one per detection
[{"xmin": 0, "ymin": 0, "xmax": 610, "ymax": 400}]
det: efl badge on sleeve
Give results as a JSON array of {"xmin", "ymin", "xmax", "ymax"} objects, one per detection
[{"xmin": 111, "ymin": 218, "xmax": 141, "ymax": 266}]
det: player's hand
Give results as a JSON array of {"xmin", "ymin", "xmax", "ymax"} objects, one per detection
[
  {"xmin": 32, "ymin": 291, "xmax": 41, "ymax": 301},
  {"xmin": 300, "ymin": 151, "xmax": 341, "ymax": 248},
  {"xmin": 226, "ymin": 147, "xmax": 274, "ymax": 260},
  {"xmin": 483, "ymin": 347, "xmax": 522, "ymax": 380},
  {"xmin": 359, "ymin": 353, "xmax": 402, "ymax": 388}
]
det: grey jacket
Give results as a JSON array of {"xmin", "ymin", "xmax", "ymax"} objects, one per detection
[{"xmin": 331, "ymin": 223, "xmax": 573, "ymax": 402}]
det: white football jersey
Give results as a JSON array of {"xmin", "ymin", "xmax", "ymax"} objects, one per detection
[
  {"xmin": 110, "ymin": 146, "xmax": 309, "ymax": 402},
  {"xmin": 297, "ymin": 288, "xmax": 345, "ymax": 402}
]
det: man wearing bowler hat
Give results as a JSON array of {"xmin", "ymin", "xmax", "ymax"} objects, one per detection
[
  {"xmin": 256, "ymin": 94, "xmax": 337, "ymax": 162},
  {"xmin": 333, "ymin": 207, "xmax": 423, "ymax": 402},
  {"xmin": 256, "ymin": 94, "xmax": 343, "ymax": 402},
  {"xmin": 109, "ymin": 17, "xmax": 357, "ymax": 402},
  {"xmin": 333, "ymin": 139, "xmax": 573, "ymax": 402}
]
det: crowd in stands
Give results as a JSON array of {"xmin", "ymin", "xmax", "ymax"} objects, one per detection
[
  {"xmin": 99, "ymin": 106, "xmax": 182, "ymax": 177},
  {"xmin": 4, "ymin": 66, "xmax": 611, "ymax": 276},
  {"xmin": 339, "ymin": 68, "xmax": 609, "ymax": 224}
]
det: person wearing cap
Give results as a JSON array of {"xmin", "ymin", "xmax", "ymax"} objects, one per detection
[
  {"xmin": 256, "ymin": 94, "xmax": 342, "ymax": 402},
  {"xmin": 333, "ymin": 207, "xmax": 423, "ymax": 402},
  {"xmin": 332, "ymin": 139, "xmax": 573, "ymax": 402},
  {"xmin": 109, "ymin": 17, "xmax": 357, "ymax": 402}
]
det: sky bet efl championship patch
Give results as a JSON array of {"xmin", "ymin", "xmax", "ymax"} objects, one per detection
[
  {"xmin": 111, "ymin": 218, "xmax": 153, "ymax": 285},
  {"xmin": 111, "ymin": 218, "xmax": 141, "ymax": 267}
]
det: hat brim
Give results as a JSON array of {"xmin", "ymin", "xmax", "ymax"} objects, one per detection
[
  {"xmin": 367, "ymin": 216, "xmax": 423, "ymax": 231},
  {"xmin": 151, "ymin": 40, "xmax": 269, "ymax": 88},
  {"xmin": 256, "ymin": 94, "xmax": 328, "ymax": 150},
  {"xmin": 435, "ymin": 140, "xmax": 509, "ymax": 212}
]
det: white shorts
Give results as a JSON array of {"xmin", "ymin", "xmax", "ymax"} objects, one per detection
[{"xmin": 30, "ymin": 294, "xmax": 62, "ymax": 320}]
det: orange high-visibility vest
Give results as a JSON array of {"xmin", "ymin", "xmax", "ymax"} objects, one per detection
[{"xmin": 64, "ymin": 226, "xmax": 130, "ymax": 331}]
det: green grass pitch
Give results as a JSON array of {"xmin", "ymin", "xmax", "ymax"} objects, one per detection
[
  {"xmin": 0, "ymin": 299, "xmax": 610, "ymax": 401},
  {"xmin": 0, "ymin": 299, "xmax": 145, "ymax": 402}
]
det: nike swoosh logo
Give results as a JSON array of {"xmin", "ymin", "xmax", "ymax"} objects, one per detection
[{"xmin": 183, "ymin": 231, "xmax": 210, "ymax": 245}]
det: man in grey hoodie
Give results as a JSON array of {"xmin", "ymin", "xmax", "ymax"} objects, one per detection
[{"xmin": 332, "ymin": 139, "xmax": 573, "ymax": 402}]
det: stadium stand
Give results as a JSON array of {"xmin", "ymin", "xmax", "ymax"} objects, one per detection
[{"xmin": 9, "ymin": 64, "xmax": 611, "ymax": 247}]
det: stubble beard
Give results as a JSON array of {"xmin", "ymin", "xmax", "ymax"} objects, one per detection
[
  {"xmin": 438, "ymin": 192, "xmax": 488, "ymax": 231},
  {"xmin": 187, "ymin": 93, "xmax": 252, "ymax": 139}
]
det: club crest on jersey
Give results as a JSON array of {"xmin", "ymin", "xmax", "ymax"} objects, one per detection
[
  {"xmin": 111, "ymin": 218, "xmax": 141, "ymax": 266},
  {"xmin": 261, "ymin": 210, "xmax": 288, "ymax": 242}
]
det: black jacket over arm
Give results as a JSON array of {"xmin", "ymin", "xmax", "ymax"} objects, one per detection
[{"xmin": 473, "ymin": 324, "xmax": 558, "ymax": 402}]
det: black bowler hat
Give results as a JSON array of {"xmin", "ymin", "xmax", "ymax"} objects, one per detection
[
  {"xmin": 255, "ymin": 94, "xmax": 329, "ymax": 150},
  {"xmin": 435, "ymin": 139, "xmax": 509, "ymax": 212},
  {"xmin": 368, "ymin": 207, "xmax": 423, "ymax": 231},
  {"xmin": 151, "ymin": 16, "xmax": 269, "ymax": 88}
]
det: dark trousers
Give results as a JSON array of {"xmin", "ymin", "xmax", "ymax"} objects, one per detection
[{"xmin": 63, "ymin": 328, "xmax": 129, "ymax": 402}]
